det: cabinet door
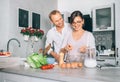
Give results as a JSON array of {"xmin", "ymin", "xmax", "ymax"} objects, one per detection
[
  {"xmin": 116, "ymin": 28, "xmax": 120, "ymax": 57},
  {"xmin": 1, "ymin": 72, "xmax": 61, "ymax": 82},
  {"xmin": 30, "ymin": 77, "xmax": 61, "ymax": 82},
  {"xmin": 115, "ymin": 1, "xmax": 120, "ymax": 64},
  {"xmin": 0, "ymin": 72, "xmax": 2, "ymax": 82},
  {"xmin": 2, "ymin": 72, "xmax": 30, "ymax": 82}
]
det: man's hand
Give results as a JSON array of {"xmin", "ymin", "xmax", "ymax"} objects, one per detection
[{"xmin": 50, "ymin": 51, "xmax": 59, "ymax": 62}]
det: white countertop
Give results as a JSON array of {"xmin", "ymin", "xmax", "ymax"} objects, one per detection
[{"xmin": 1, "ymin": 64, "xmax": 120, "ymax": 82}]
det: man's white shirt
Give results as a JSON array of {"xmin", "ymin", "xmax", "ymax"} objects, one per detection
[{"xmin": 45, "ymin": 22, "xmax": 72, "ymax": 54}]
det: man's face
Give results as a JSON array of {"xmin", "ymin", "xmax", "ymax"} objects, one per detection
[{"xmin": 51, "ymin": 13, "xmax": 64, "ymax": 28}]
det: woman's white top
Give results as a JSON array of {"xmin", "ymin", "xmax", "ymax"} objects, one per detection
[{"xmin": 62, "ymin": 31, "xmax": 95, "ymax": 62}]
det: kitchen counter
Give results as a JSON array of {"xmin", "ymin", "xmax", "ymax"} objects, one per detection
[{"xmin": 0, "ymin": 64, "xmax": 120, "ymax": 82}]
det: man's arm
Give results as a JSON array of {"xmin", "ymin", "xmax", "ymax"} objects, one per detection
[
  {"xmin": 45, "ymin": 30, "xmax": 59, "ymax": 62},
  {"xmin": 50, "ymin": 51, "xmax": 59, "ymax": 62}
]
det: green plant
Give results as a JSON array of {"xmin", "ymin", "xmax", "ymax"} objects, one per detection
[
  {"xmin": 20, "ymin": 27, "xmax": 34, "ymax": 36},
  {"xmin": 34, "ymin": 29, "xmax": 44, "ymax": 39},
  {"xmin": 20, "ymin": 27, "xmax": 44, "ymax": 39}
]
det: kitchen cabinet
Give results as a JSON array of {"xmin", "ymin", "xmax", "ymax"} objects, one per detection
[
  {"xmin": 91, "ymin": 3, "xmax": 120, "ymax": 66},
  {"xmin": 115, "ymin": 27, "xmax": 120, "ymax": 63},
  {"xmin": 115, "ymin": 1, "xmax": 120, "ymax": 61},
  {"xmin": 0, "ymin": 72, "xmax": 30, "ymax": 82},
  {"xmin": 92, "ymin": 3, "xmax": 115, "ymax": 32},
  {"xmin": 30, "ymin": 77, "xmax": 60, "ymax": 82},
  {"xmin": 0, "ymin": 72, "xmax": 60, "ymax": 82},
  {"xmin": 0, "ymin": 72, "xmax": 2, "ymax": 82}
]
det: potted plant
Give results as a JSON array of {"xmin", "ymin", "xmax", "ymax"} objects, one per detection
[
  {"xmin": 20, "ymin": 27, "xmax": 44, "ymax": 41},
  {"xmin": 34, "ymin": 29, "xmax": 44, "ymax": 39},
  {"xmin": 20, "ymin": 27, "xmax": 34, "ymax": 41}
]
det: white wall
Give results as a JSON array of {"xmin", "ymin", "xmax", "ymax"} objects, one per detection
[
  {"xmin": 0, "ymin": 0, "xmax": 57, "ymax": 57},
  {"xmin": 0, "ymin": 0, "xmax": 10, "ymax": 50},
  {"xmin": 0, "ymin": 0, "xmax": 120, "ymax": 58},
  {"xmin": 58, "ymin": 0, "xmax": 117, "ymax": 14}
]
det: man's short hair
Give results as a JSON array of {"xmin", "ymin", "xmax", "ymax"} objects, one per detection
[{"xmin": 49, "ymin": 10, "xmax": 61, "ymax": 21}]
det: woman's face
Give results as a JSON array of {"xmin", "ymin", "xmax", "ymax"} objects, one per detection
[
  {"xmin": 51, "ymin": 13, "xmax": 64, "ymax": 28},
  {"xmin": 72, "ymin": 16, "xmax": 84, "ymax": 31}
]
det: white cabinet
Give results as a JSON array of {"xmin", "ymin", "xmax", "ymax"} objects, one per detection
[
  {"xmin": 115, "ymin": 1, "xmax": 120, "ymax": 64},
  {"xmin": 0, "ymin": 72, "xmax": 60, "ymax": 82},
  {"xmin": 0, "ymin": 72, "xmax": 2, "ymax": 82},
  {"xmin": 92, "ymin": 3, "xmax": 115, "ymax": 32},
  {"xmin": 30, "ymin": 77, "xmax": 60, "ymax": 82},
  {"xmin": 116, "ymin": 27, "xmax": 120, "ymax": 62},
  {"xmin": 1, "ymin": 72, "xmax": 30, "ymax": 82}
]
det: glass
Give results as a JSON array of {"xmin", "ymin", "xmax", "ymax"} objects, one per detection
[
  {"xmin": 86, "ymin": 48, "xmax": 96, "ymax": 59},
  {"xmin": 65, "ymin": 51, "xmax": 85, "ymax": 63},
  {"xmin": 84, "ymin": 48, "xmax": 97, "ymax": 68}
]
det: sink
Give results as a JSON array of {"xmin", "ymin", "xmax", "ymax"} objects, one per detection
[{"xmin": 0, "ymin": 57, "xmax": 21, "ymax": 68}]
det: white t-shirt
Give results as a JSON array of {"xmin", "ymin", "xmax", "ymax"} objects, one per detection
[
  {"xmin": 45, "ymin": 22, "xmax": 72, "ymax": 54},
  {"xmin": 62, "ymin": 31, "xmax": 95, "ymax": 62}
]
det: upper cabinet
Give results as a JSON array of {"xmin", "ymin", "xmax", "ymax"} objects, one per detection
[{"xmin": 92, "ymin": 3, "xmax": 115, "ymax": 32}]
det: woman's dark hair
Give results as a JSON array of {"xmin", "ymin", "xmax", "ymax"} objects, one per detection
[{"xmin": 70, "ymin": 11, "xmax": 84, "ymax": 24}]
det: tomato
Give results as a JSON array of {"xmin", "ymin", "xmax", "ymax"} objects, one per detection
[
  {"xmin": 41, "ymin": 66, "xmax": 46, "ymax": 70},
  {"xmin": 49, "ymin": 64, "xmax": 54, "ymax": 68},
  {"xmin": 40, "ymin": 64, "xmax": 54, "ymax": 70}
]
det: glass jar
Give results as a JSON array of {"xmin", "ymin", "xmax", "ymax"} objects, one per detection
[{"xmin": 84, "ymin": 48, "xmax": 97, "ymax": 68}]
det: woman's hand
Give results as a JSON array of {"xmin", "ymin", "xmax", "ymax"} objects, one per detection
[
  {"xmin": 80, "ymin": 45, "xmax": 87, "ymax": 53},
  {"xmin": 65, "ymin": 44, "xmax": 73, "ymax": 51}
]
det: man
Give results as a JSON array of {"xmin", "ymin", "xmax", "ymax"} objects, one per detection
[{"xmin": 45, "ymin": 10, "xmax": 72, "ymax": 62}]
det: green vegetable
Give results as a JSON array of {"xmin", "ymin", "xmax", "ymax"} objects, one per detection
[
  {"xmin": 26, "ymin": 53, "xmax": 48, "ymax": 69},
  {"xmin": 27, "ymin": 56, "xmax": 39, "ymax": 68}
]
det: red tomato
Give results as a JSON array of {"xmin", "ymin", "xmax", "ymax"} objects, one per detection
[{"xmin": 40, "ymin": 64, "xmax": 54, "ymax": 70}]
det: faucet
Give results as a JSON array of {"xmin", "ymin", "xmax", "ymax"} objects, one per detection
[{"xmin": 7, "ymin": 38, "xmax": 21, "ymax": 52}]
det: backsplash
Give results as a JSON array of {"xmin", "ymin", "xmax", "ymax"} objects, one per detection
[{"xmin": 93, "ymin": 31, "xmax": 115, "ymax": 50}]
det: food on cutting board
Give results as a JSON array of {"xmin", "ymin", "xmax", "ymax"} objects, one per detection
[
  {"xmin": 61, "ymin": 63, "xmax": 66, "ymax": 69},
  {"xmin": 27, "ymin": 53, "xmax": 48, "ymax": 69},
  {"xmin": 26, "ymin": 52, "xmax": 55, "ymax": 70},
  {"xmin": 40, "ymin": 64, "xmax": 54, "ymax": 70},
  {"xmin": 0, "ymin": 51, "xmax": 11, "ymax": 56},
  {"xmin": 60, "ymin": 62, "xmax": 83, "ymax": 69},
  {"xmin": 71, "ymin": 62, "xmax": 78, "ymax": 68},
  {"xmin": 58, "ymin": 51, "xmax": 83, "ymax": 69},
  {"xmin": 78, "ymin": 62, "xmax": 83, "ymax": 67},
  {"xmin": 66, "ymin": 63, "xmax": 71, "ymax": 69}
]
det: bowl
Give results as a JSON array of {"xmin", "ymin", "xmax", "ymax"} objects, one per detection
[{"xmin": 47, "ymin": 57, "xmax": 55, "ymax": 64}]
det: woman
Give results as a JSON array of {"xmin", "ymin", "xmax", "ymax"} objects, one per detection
[{"xmin": 61, "ymin": 11, "xmax": 96, "ymax": 62}]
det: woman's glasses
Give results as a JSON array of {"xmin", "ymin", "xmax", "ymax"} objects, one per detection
[{"xmin": 72, "ymin": 20, "xmax": 83, "ymax": 25}]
